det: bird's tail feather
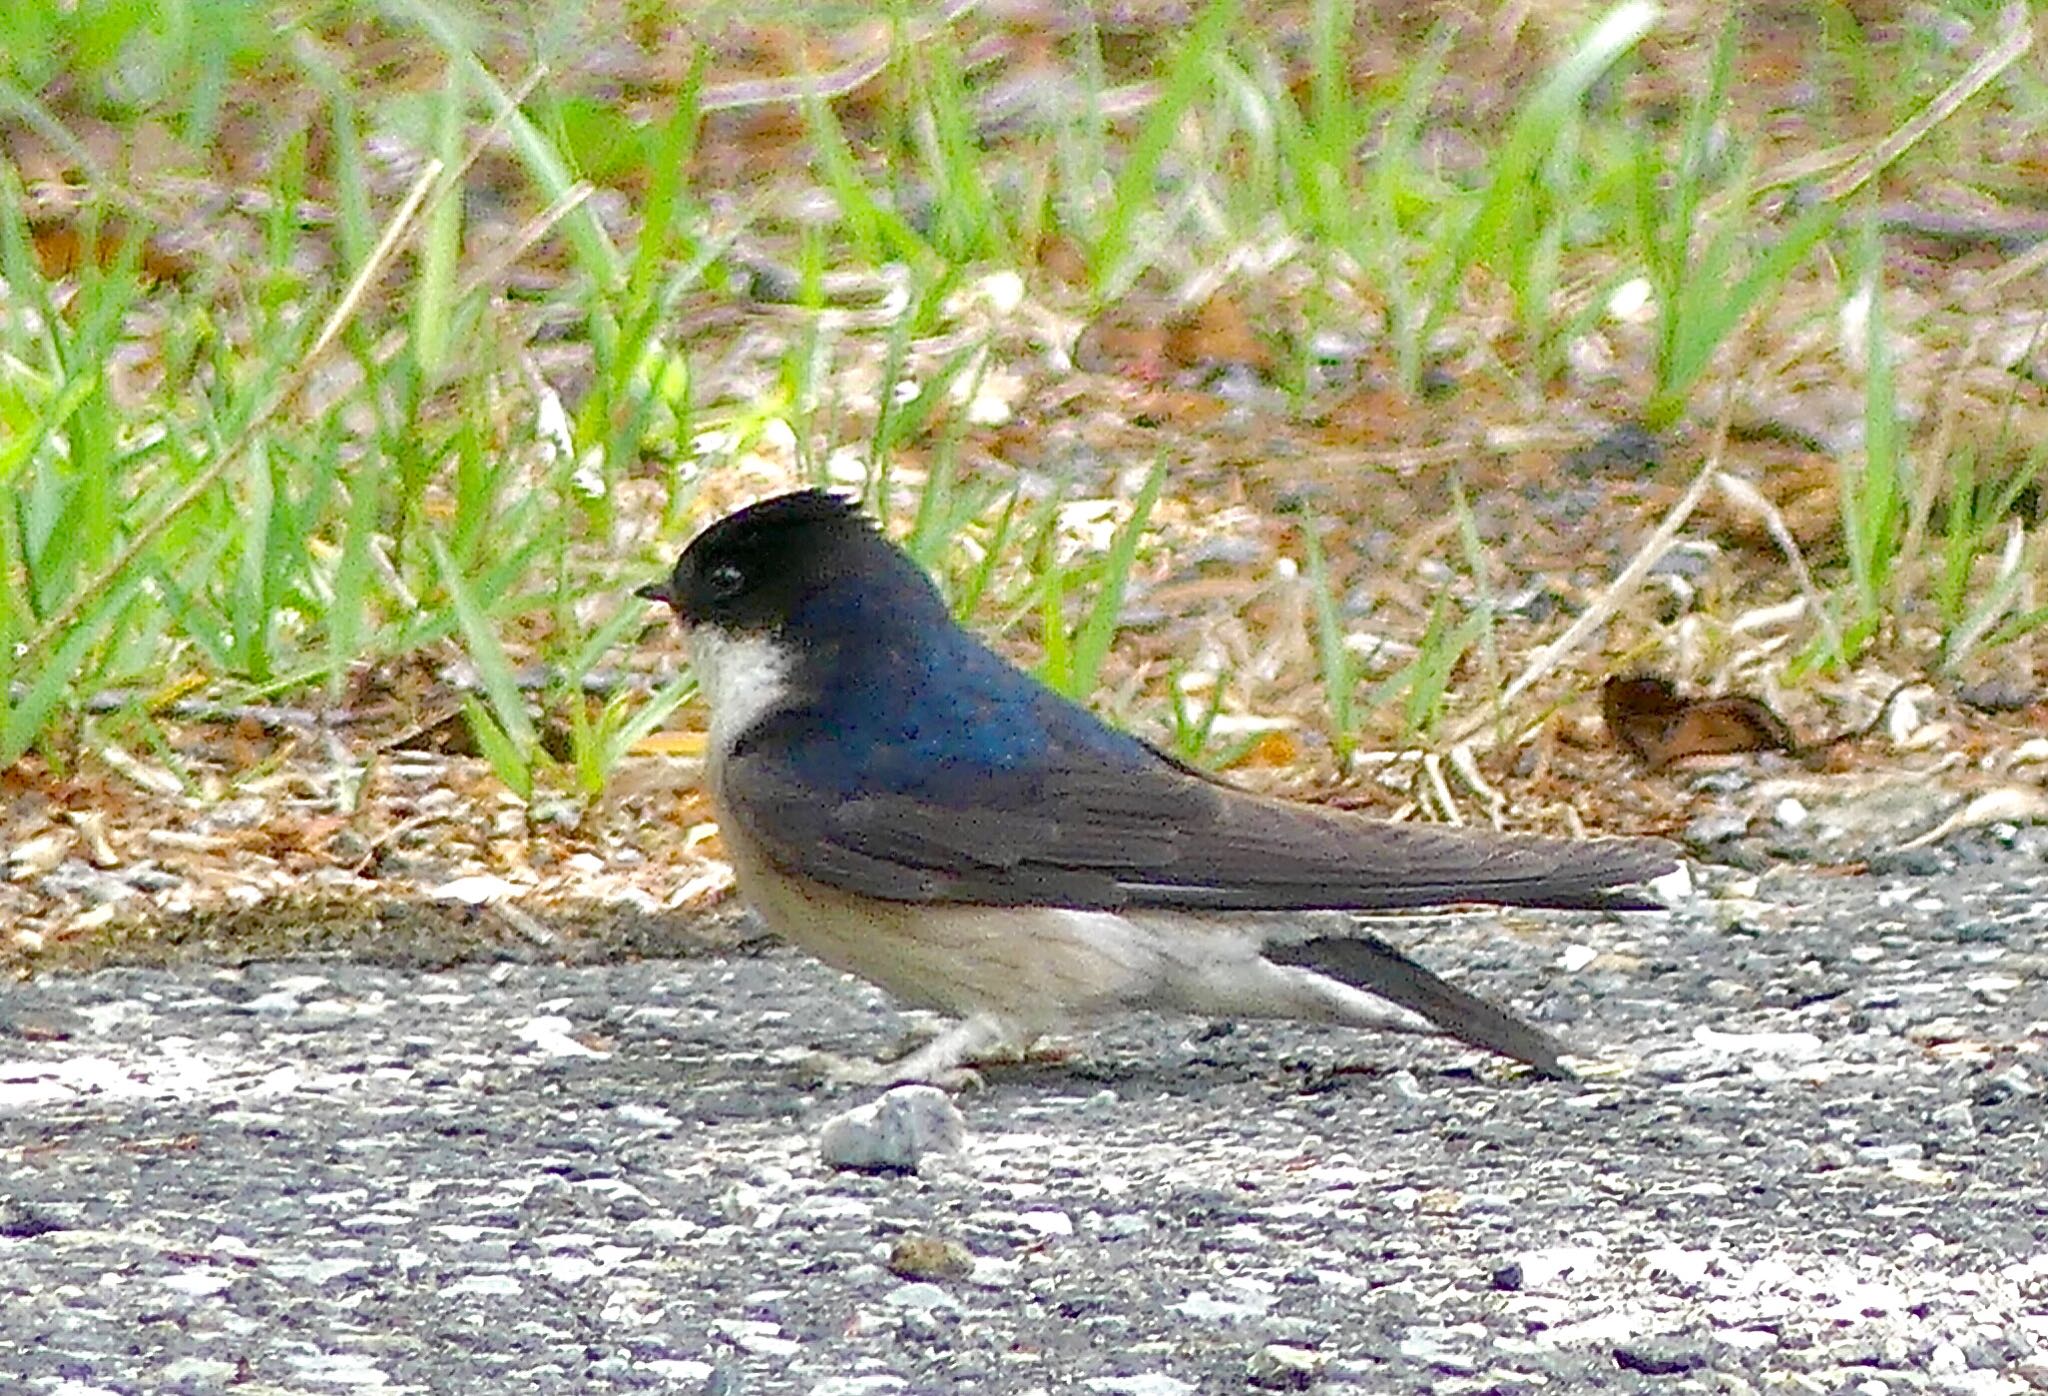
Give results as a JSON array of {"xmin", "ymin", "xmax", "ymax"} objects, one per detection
[{"xmin": 1265, "ymin": 932, "xmax": 1573, "ymax": 1079}]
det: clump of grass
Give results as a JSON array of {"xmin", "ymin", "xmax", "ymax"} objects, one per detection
[
  {"xmin": 1835, "ymin": 222, "xmax": 1909, "ymax": 665},
  {"xmin": 1631, "ymin": 15, "xmax": 1840, "ymax": 431},
  {"xmin": 4, "ymin": 0, "xmax": 2044, "ymax": 799}
]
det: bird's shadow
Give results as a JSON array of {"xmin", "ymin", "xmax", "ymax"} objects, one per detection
[{"xmin": 607, "ymin": 1012, "xmax": 1576, "ymax": 1112}]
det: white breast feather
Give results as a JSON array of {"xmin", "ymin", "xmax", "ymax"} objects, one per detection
[{"xmin": 686, "ymin": 628, "xmax": 794, "ymax": 768}]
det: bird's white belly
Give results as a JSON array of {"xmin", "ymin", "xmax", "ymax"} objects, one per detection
[{"xmin": 719, "ymin": 824, "xmax": 1167, "ymax": 1031}]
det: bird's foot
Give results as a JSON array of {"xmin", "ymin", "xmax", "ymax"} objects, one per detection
[
  {"xmin": 882, "ymin": 1014, "xmax": 1028, "ymax": 1090},
  {"xmin": 793, "ymin": 1016, "xmax": 1030, "ymax": 1092}
]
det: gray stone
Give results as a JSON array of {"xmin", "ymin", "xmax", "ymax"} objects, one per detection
[
  {"xmin": 1246, "ymin": 1343, "xmax": 1323, "ymax": 1390},
  {"xmin": 817, "ymin": 1086, "xmax": 965, "ymax": 1173},
  {"xmin": 882, "ymin": 1281, "xmax": 959, "ymax": 1314}
]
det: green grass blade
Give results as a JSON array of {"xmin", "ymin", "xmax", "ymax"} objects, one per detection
[
  {"xmin": 412, "ymin": 63, "xmax": 466, "ymax": 379},
  {"xmin": 386, "ymin": 0, "xmax": 620, "ymax": 287},
  {"xmin": 1094, "ymin": 0, "xmax": 1240, "ymax": 295},
  {"xmin": 1, "ymin": 570, "xmax": 146, "ymax": 766},
  {"xmin": 1299, "ymin": 509, "xmax": 1356, "ymax": 773},
  {"xmin": 1070, "ymin": 460, "xmax": 1166, "ymax": 699},
  {"xmin": 430, "ymin": 533, "xmax": 537, "ymax": 754},
  {"xmin": 1468, "ymin": 1, "xmax": 1659, "ymax": 259},
  {"xmin": 461, "ymin": 693, "xmax": 533, "ymax": 802},
  {"xmin": 1650, "ymin": 199, "xmax": 1837, "ymax": 427}
]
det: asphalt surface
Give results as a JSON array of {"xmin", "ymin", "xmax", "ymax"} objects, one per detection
[{"xmin": 3, "ymin": 844, "xmax": 2046, "ymax": 1396}]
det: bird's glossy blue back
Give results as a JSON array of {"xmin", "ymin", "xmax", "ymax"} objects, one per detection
[{"xmin": 766, "ymin": 579, "xmax": 1160, "ymax": 804}]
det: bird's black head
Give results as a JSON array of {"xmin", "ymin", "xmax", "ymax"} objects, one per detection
[{"xmin": 637, "ymin": 489, "xmax": 941, "ymax": 635}]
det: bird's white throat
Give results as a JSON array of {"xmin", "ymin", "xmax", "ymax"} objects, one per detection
[{"xmin": 686, "ymin": 627, "xmax": 795, "ymax": 761}]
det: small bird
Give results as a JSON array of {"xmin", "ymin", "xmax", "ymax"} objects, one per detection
[{"xmin": 638, "ymin": 490, "xmax": 1674, "ymax": 1085}]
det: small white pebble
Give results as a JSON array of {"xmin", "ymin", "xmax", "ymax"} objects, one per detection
[
  {"xmin": 1607, "ymin": 277, "xmax": 1654, "ymax": 322},
  {"xmin": 1014, "ymin": 1209, "xmax": 1073, "ymax": 1238},
  {"xmin": 818, "ymin": 1086, "xmax": 965, "ymax": 1173}
]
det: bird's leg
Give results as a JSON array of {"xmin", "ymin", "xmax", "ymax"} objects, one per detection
[
  {"xmin": 795, "ymin": 1013, "xmax": 1024, "ymax": 1091},
  {"xmin": 885, "ymin": 1013, "xmax": 1025, "ymax": 1089}
]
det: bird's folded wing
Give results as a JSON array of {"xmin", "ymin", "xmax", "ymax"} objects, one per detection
[{"xmin": 721, "ymin": 744, "xmax": 1675, "ymax": 912}]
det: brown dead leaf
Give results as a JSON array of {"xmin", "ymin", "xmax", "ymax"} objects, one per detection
[
  {"xmin": 1130, "ymin": 388, "xmax": 1230, "ymax": 429},
  {"xmin": 1076, "ymin": 289, "xmax": 1272, "ymax": 382},
  {"xmin": 1074, "ymin": 315, "xmax": 1170, "ymax": 379},
  {"xmin": 1312, "ymin": 386, "xmax": 1418, "ymax": 450},
  {"xmin": 264, "ymin": 816, "xmax": 350, "ymax": 862},
  {"xmin": 1602, "ymin": 675, "xmax": 1801, "ymax": 769},
  {"xmin": 1034, "ymin": 233, "xmax": 1090, "ymax": 287},
  {"xmin": 1165, "ymin": 292, "xmax": 1267, "ymax": 373},
  {"xmin": 30, "ymin": 214, "xmax": 193, "ymax": 285}
]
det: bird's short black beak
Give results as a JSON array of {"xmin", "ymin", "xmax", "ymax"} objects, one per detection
[{"xmin": 636, "ymin": 580, "xmax": 675, "ymax": 607}]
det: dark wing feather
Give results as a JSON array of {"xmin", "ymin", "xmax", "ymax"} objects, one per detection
[{"xmin": 722, "ymin": 740, "xmax": 1675, "ymax": 913}]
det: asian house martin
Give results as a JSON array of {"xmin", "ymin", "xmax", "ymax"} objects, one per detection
[{"xmin": 638, "ymin": 490, "xmax": 1675, "ymax": 1085}]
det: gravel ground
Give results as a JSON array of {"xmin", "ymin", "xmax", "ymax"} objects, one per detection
[{"xmin": 4, "ymin": 848, "xmax": 2046, "ymax": 1396}]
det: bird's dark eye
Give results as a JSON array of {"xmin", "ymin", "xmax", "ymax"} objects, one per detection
[{"xmin": 705, "ymin": 561, "xmax": 746, "ymax": 598}]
